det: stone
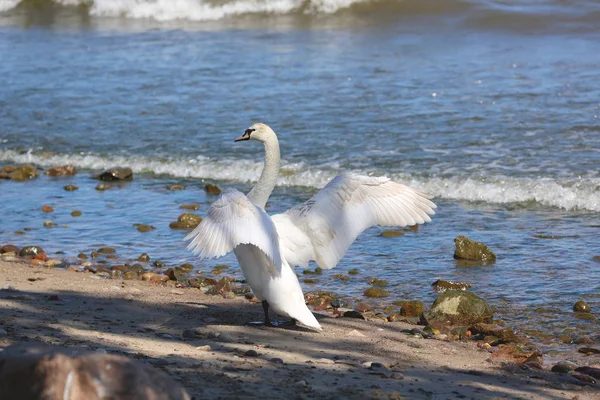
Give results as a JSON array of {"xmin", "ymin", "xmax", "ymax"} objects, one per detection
[
  {"xmin": 95, "ymin": 183, "xmax": 111, "ymax": 191},
  {"xmin": 137, "ymin": 253, "xmax": 150, "ymax": 262},
  {"xmin": 578, "ymin": 347, "xmax": 600, "ymax": 355},
  {"xmin": 364, "ymin": 287, "xmax": 388, "ymax": 298},
  {"xmin": 0, "ymin": 344, "xmax": 190, "ymax": 399},
  {"xmin": 63, "ymin": 185, "xmax": 78, "ymax": 191},
  {"xmin": 431, "ymin": 279, "xmax": 472, "ymax": 292},
  {"xmin": 136, "ymin": 224, "xmax": 155, "ymax": 233},
  {"xmin": 331, "ymin": 299, "xmax": 348, "ymax": 308},
  {"xmin": 574, "ymin": 313, "xmax": 596, "ymax": 320},
  {"xmin": 165, "ymin": 267, "xmax": 187, "ymax": 282},
  {"xmin": 180, "ymin": 203, "xmax": 200, "ymax": 210},
  {"xmin": 166, "ymin": 184, "xmax": 185, "ymax": 190},
  {"xmin": 41, "ymin": 204, "xmax": 54, "ymax": 213},
  {"xmin": 1, "ymin": 245, "xmax": 20, "ymax": 254},
  {"xmin": 551, "ymin": 361, "xmax": 578, "ymax": 374},
  {"xmin": 453, "ymin": 235, "xmax": 496, "ymax": 263},
  {"xmin": 573, "ymin": 300, "xmax": 591, "ymax": 312},
  {"xmin": 71, "ymin": 210, "xmax": 82, "ymax": 217},
  {"xmin": 574, "ymin": 366, "xmax": 600, "ymax": 380},
  {"xmin": 19, "ymin": 246, "xmax": 45, "ymax": 260},
  {"xmin": 45, "ymin": 165, "xmax": 77, "ymax": 177},
  {"xmin": 244, "ymin": 350, "xmax": 259, "ymax": 357},
  {"xmin": 400, "ymin": 301, "xmax": 426, "ymax": 317},
  {"xmin": 94, "ymin": 167, "xmax": 133, "ymax": 181},
  {"xmin": 423, "ymin": 290, "xmax": 493, "ymax": 326},
  {"xmin": 97, "ymin": 247, "xmax": 116, "ymax": 254},
  {"xmin": 348, "ymin": 268, "xmax": 360, "ymax": 275},
  {"xmin": 1, "ymin": 165, "xmax": 39, "ymax": 181},
  {"xmin": 470, "ymin": 323, "xmax": 520, "ymax": 343},
  {"xmin": 593, "ymin": 255, "xmax": 600, "ymax": 263},
  {"xmin": 169, "ymin": 213, "xmax": 202, "ymax": 229},
  {"xmin": 571, "ymin": 373, "xmax": 596, "ymax": 384},
  {"xmin": 367, "ymin": 278, "xmax": 388, "ymax": 287},
  {"xmin": 204, "ymin": 183, "xmax": 221, "ymax": 195},
  {"xmin": 0, "ymin": 328, "xmax": 7, "ymax": 337},
  {"xmin": 343, "ymin": 311, "xmax": 365, "ymax": 319},
  {"xmin": 380, "ymin": 230, "xmax": 403, "ymax": 237}
]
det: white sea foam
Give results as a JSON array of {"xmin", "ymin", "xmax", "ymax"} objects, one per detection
[
  {"xmin": 0, "ymin": 0, "xmax": 369, "ymax": 21},
  {"xmin": 1, "ymin": 149, "xmax": 598, "ymax": 212}
]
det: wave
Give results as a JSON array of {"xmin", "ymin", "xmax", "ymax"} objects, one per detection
[
  {"xmin": 1, "ymin": 149, "xmax": 598, "ymax": 212},
  {"xmin": 3, "ymin": 0, "xmax": 598, "ymax": 26}
]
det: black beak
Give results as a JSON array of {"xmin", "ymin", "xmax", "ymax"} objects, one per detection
[{"xmin": 234, "ymin": 128, "xmax": 254, "ymax": 142}]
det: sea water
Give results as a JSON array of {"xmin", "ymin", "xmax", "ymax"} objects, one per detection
[{"xmin": 0, "ymin": 0, "xmax": 599, "ymax": 361}]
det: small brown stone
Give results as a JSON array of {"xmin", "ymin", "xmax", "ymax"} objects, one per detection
[
  {"xmin": 64, "ymin": 185, "xmax": 78, "ymax": 191},
  {"xmin": 95, "ymin": 183, "xmax": 111, "ymax": 191},
  {"xmin": 364, "ymin": 287, "xmax": 388, "ymax": 298},
  {"xmin": 573, "ymin": 300, "xmax": 591, "ymax": 313},
  {"xmin": 180, "ymin": 203, "xmax": 200, "ymax": 210},
  {"xmin": 71, "ymin": 210, "xmax": 82, "ymax": 217},
  {"xmin": 94, "ymin": 167, "xmax": 133, "ymax": 181},
  {"xmin": 41, "ymin": 205, "xmax": 54, "ymax": 213},
  {"xmin": 204, "ymin": 183, "xmax": 222, "ymax": 195},
  {"xmin": 166, "ymin": 184, "xmax": 185, "ymax": 191},
  {"xmin": 380, "ymin": 230, "xmax": 403, "ymax": 238},
  {"xmin": 45, "ymin": 165, "xmax": 77, "ymax": 177},
  {"xmin": 1, "ymin": 244, "xmax": 20, "ymax": 254}
]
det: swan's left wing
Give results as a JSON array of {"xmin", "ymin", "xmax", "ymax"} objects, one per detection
[
  {"xmin": 272, "ymin": 173, "xmax": 436, "ymax": 270},
  {"xmin": 185, "ymin": 189, "xmax": 281, "ymax": 267}
]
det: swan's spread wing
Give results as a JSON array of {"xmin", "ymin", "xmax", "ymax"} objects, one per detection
[
  {"xmin": 185, "ymin": 189, "xmax": 282, "ymax": 267},
  {"xmin": 272, "ymin": 173, "xmax": 436, "ymax": 269}
]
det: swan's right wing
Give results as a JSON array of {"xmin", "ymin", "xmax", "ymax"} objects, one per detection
[
  {"xmin": 272, "ymin": 173, "xmax": 436, "ymax": 270},
  {"xmin": 185, "ymin": 189, "xmax": 282, "ymax": 267}
]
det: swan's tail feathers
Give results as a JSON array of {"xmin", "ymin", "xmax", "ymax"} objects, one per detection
[{"xmin": 291, "ymin": 308, "xmax": 322, "ymax": 331}]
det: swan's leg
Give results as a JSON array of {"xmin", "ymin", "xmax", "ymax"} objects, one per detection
[{"xmin": 262, "ymin": 300, "xmax": 273, "ymax": 327}]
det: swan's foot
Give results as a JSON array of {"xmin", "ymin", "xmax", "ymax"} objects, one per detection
[{"xmin": 245, "ymin": 301, "xmax": 296, "ymax": 328}]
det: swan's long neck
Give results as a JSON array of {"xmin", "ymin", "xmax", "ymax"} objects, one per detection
[{"xmin": 247, "ymin": 135, "xmax": 280, "ymax": 209}]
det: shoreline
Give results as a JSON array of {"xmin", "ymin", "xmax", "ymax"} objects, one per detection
[{"xmin": 0, "ymin": 258, "xmax": 597, "ymax": 399}]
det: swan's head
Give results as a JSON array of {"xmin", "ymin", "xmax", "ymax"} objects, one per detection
[{"xmin": 234, "ymin": 123, "xmax": 275, "ymax": 143}]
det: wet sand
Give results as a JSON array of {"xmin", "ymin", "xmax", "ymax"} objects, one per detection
[{"xmin": 0, "ymin": 259, "xmax": 597, "ymax": 399}]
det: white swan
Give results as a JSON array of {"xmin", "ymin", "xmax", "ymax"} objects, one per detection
[{"xmin": 185, "ymin": 123, "xmax": 436, "ymax": 330}]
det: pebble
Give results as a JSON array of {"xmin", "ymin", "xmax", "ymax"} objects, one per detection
[
  {"xmin": 390, "ymin": 372, "xmax": 404, "ymax": 380},
  {"xmin": 196, "ymin": 345, "xmax": 212, "ymax": 352},
  {"xmin": 347, "ymin": 329, "xmax": 366, "ymax": 338},
  {"xmin": 64, "ymin": 185, "xmax": 78, "ymax": 191},
  {"xmin": 369, "ymin": 362, "xmax": 390, "ymax": 374},
  {"xmin": 316, "ymin": 358, "xmax": 335, "ymax": 364},
  {"xmin": 551, "ymin": 361, "xmax": 577, "ymax": 374},
  {"xmin": 0, "ymin": 328, "xmax": 7, "ymax": 337},
  {"xmin": 570, "ymin": 372, "xmax": 597, "ymax": 384},
  {"xmin": 293, "ymin": 380, "xmax": 308, "ymax": 388},
  {"xmin": 269, "ymin": 357, "xmax": 284, "ymax": 364},
  {"xmin": 244, "ymin": 350, "xmax": 259, "ymax": 357}
]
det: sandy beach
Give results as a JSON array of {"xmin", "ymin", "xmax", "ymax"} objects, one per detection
[{"xmin": 0, "ymin": 258, "xmax": 597, "ymax": 399}]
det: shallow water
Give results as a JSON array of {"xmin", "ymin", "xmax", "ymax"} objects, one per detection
[{"xmin": 1, "ymin": 0, "xmax": 599, "ymax": 361}]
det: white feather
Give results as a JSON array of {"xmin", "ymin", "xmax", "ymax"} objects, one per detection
[{"xmin": 185, "ymin": 124, "xmax": 436, "ymax": 331}]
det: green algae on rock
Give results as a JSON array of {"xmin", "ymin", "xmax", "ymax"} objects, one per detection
[
  {"xmin": 400, "ymin": 301, "xmax": 426, "ymax": 317},
  {"xmin": 364, "ymin": 287, "xmax": 389, "ymax": 298},
  {"xmin": 0, "ymin": 165, "xmax": 39, "ymax": 181},
  {"xmin": 573, "ymin": 300, "xmax": 591, "ymax": 313},
  {"xmin": 453, "ymin": 235, "xmax": 496, "ymax": 263},
  {"xmin": 169, "ymin": 213, "xmax": 202, "ymax": 229},
  {"xmin": 95, "ymin": 167, "xmax": 133, "ymax": 181},
  {"xmin": 424, "ymin": 290, "xmax": 493, "ymax": 326},
  {"xmin": 204, "ymin": 183, "xmax": 222, "ymax": 195},
  {"xmin": 45, "ymin": 165, "xmax": 77, "ymax": 177},
  {"xmin": 380, "ymin": 230, "xmax": 404, "ymax": 238},
  {"xmin": 431, "ymin": 279, "xmax": 472, "ymax": 292}
]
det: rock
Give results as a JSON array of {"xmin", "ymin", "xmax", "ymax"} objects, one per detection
[
  {"xmin": 0, "ymin": 344, "xmax": 190, "ymax": 399},
  {"xmin": 166, "ymin": 184, "xmax": 185, "ymax": 191},
  {"xmin": 574, "ymin": 313, "xmax": 596, "ymax": 320},
  {"xmin": 43, "ymin": 220, "xmax": 54, "ymax": 228},
  {"xmin": 573, "ymin": 300, "xmax": 591, "ymax": 312},
  {"xmin": 571, "ymin": 372, "xmax": 597, "ymax": 384},
  {"xmin": 574, "ymin": 366, "xmax": 600, "ymax": 380},
  {"xmin": 1, "ymin": 245, "xmax": 20, "ymax": 254},
  {"xmin": 41, "ymin": 204, "xmax": 54, "ymax": 213},
  {"xmin": 593, "ymin": 255, "xmax": 600, "ymax": 263},
  {"xmin": 169, "ymin": 213, "xmax": 202, "ymax": 229},
  {"xmin": 136, "ymin": 224, "xmax": 155, "ymax": 233},
  {"xmin": 303, "ymin": 278, "xmax": 319, "ymax": 284},
  {"xmin": 63, "ymin": 185, "xmax": 78, "ymax": 191},
  {"xmin": 1, "ymin": 165, "xmax": 39, "ymax": 181},
  {"xmin": 552, "ymin": 362, "xmax": 578, "ymax": 374},
  {"xmin": 165, "ymin": 267, "xmax": 187, "ymax": 282},
  {"xmin": 423, "ymin": 290, "xmax": 493, "ymax": 326},
  {"xmin": 19, "ymin": 246, "xmax": 46, "ymax": 260},
  {"xmin": 453, "ymin": 235, "xmax": 496, "ymax": 263},
  {"xmin": 97, "ymin": 247, "xmax": 116, "ymax": 254},
  {"xmin": 137, "ymin": 253, "xmax": 150, "ymax": 262},
  {"xmin": 348, "ymin": 268, "xmax": 360, "ymax": 275},
  {"xmin": 196, "ymin": 345, "xmax": 212, "ymax": 352},
  {"xmin": 204, "ymin": 184, "xmax": 221, "ymax": 195},
  {"xmin": 244, "ymin": 350, "xmax": 259, "ymax": 357},
  {"xmin": 94, "ymin": 167, "xmax": 133, "ymax": 181},
  {"xmin": 578, "ymin": 347, "xmax": 600, "ymax": 355},
  {"xmin": 180, "ymin": 203, "xmax": 200, "ymax": 210},
  {"xmin": 343, "ymin": 311, "xmax": 365, "ymax": 319},
  {"xmin": 368, "ymin": 362, "xmax": 390, "ymax": 375},
  {"xmin": 380, "ymin": 230, "xmax": 403, "ymax": 237},
  {"xmin": 470, "ymin": 323, "xmax": 520, "ymax": 343},
  {"xmin": 45, "ymin": 165, "xmax": 77, "ymax": 177},
  {"xmin": 367, "ymin": 278, "xmax": 388, "ymax": 287},
  {"xmin": 331, "ymin": 299, "xmax": 348, "ymax": 308},
  {"xmin": 400, "ymin": 301, "xmax": 426, "ymax": 317},
  {"xmin": 431, "ymin": 279, "xmax": 472, "ymax": 292},
  {"xmin": 364, "ymin": 287, "xmax": 388, "ymax": 298},
  {"xmin": 390, "ymin": 372, "xmax": 405, "ymax": 380},
  {"xmin": 95, "ymin": 183, "xmax": 111, "ymax": 191},
  {"xmin": 71, "ymin": 210, "xmax": 82, "ymax": 217}
]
